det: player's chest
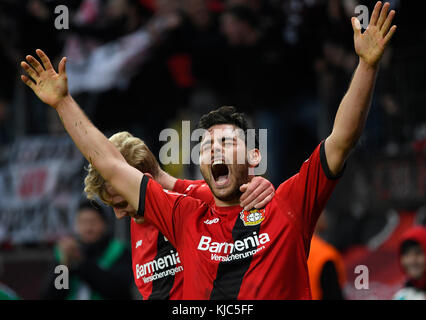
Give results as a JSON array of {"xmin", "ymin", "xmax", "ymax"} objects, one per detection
[{"xmin": 183, "ymin": 205, "xmax": 294, "ymax": 262}]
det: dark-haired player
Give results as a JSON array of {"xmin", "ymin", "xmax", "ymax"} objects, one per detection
[
  {"xmin": 21, "ymin": 2, "xmax": 397, "ymax": 298},
  {"xmin": 83, "ymin": 131, "xmax": 275, "ymax": 299}
]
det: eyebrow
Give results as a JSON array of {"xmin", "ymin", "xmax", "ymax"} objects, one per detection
[{"xmin": 201, "ymin": 135, "xmax": 236, "ymax": 145}]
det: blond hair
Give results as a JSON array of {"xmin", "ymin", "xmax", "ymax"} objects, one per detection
[{"xmin": 84, "ymin": 131, "xmax": 160, "ymax": 205}]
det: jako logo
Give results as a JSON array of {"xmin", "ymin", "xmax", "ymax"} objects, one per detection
[
  {"xmin": 135, "ymin": 240, "xmax": 142, "ymax": 248},
  {"xmin": 204, "ymin": 218, "xmax": 219, "ymax": 225},
  {"xmin": 197, "ymin": 232, "xmax": 270, "ymax": 254}
]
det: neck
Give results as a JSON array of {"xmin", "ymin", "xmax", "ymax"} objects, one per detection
[
  {"xmin": 212, "ymin": 174, "xmax": 254, "ymax": 207},
  {"xmin": 213, "ymin": 196, "xmax": 241, "ymax": 208}
]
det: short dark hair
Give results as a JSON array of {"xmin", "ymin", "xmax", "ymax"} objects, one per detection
[
  {"xmin": 77, "ymin": 199, "xmax": 108, "ymax": 223},
  {"xmin": 197, "ymin": 106, "xmax": 259, "ymax": 149}
]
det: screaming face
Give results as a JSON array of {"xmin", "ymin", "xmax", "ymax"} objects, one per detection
[{"xmin": 199, "ymin": 124, "xmax": 258, "ymax": 205}]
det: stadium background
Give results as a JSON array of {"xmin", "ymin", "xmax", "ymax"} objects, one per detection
[{"xmin": 0, "ymin": 0, "xmax": 424, "ymax": 299}]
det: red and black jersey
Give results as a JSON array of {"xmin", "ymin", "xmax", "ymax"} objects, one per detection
[
  {"xmin": 131, "ymin": 179, "xmax": 213, "ymax": 299},
  {"xmin": 137, "ymin": 142, "xmax": 343, "ymax": 299}
]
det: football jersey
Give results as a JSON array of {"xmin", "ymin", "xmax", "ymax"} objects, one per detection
[
  {"xmin": 137, "ymin": 141, "xmax": 343, "ymax": 299},
  {"xmin": 131, "ymin": 179, "xmax": 213, "ymax": 299}
]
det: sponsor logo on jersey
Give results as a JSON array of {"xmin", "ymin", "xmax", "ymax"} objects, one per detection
[
  {"xmin": 135, "ymin": 240, "xmax": 142, "ymax": 248},
  {"xmin": 197, "ymin": 232, "xmax": 270, "ymax": 261},
  {"xmin": 135, "ymin": 250, "xmax": 182, "ymax": 282},
  {"xmin": 240, "ymin": 208, "xmax": 265, "ymax": 226},
  {"xmin": 197, "ymin": 232, "xmax": 270, "ymax": 254}
]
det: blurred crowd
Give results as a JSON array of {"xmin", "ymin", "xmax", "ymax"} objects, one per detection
[{"xmin": 0, "ymin": 0, "xmax": 425, "ymax": 181}]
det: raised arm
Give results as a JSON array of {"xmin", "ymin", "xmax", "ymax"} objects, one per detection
[
  {"xmin": 20, "ymin": 50, "xmax": 142, "ymax": 210},
  {"xmin": 325, "ymin": 1, "xmax": 397, "ymax": 175}
]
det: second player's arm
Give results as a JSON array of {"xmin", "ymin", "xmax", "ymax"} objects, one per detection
[
  {"xmin": 58, "ymin": 95, "xmax": 143, "ymax": 209},
  {"xmin": 21, "ymin": 50, "xmax": 142, "ymax": 210}
]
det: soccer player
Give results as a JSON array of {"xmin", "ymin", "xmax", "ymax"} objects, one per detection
[
  {"xmin": 83, "ymin": 131, "xmax": 275, "ymax": 299},
  {"xmin": 21, "ymin": 1, "xmax": 397, "ymax": 299}
]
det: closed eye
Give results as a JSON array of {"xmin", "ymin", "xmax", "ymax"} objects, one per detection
[{"xmin": 113, "ymin": 201, "xmax": 128, "ymax": 209}]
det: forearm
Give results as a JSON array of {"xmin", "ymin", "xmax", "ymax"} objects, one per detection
[
  {"xmin": 155, "ymin": 169, "xmax": 178, "ymax": 191},
  {"xmin": 331, "ymin": 59, "xmax": 378, "ymax": 152},
  {"xmin": 56, "ymin": 94, "xmax": 126, "ymax": 181}
]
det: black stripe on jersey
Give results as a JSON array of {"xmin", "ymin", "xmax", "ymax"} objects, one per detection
[
  {"xmin": 209, "ymin": 214, "xmax": 261, "ymax": 300},
  {"xmin": 320, "ymin": 141, "xmax": 345, "ymax": 180},
  {"xmin": 136, "ymin": 175, "xmax": 150, "ymax": 218},
  {"xmin": 148, "ymin": 233, "xmax": 176, "ymax": 300}
]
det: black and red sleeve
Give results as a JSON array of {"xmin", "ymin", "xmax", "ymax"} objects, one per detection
[
  {"xmin": 275, "ymin": 141, "xmax": 345, "ymax": 240},
  {"xmin": 136, "ymin": 175, "xmax": 203, "ymax": 248},
  {"xmin": 173, "ymin": 179, "xmax": 214, "ymax": 204}
]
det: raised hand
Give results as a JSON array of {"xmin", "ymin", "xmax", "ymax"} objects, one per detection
[
  {"xmin": 20, "ymin": 49, "xmax": 68, "ymax": 109},
  {"xmin": 352, "ymin": 1, "xmax": 397, "ymax": 68}
]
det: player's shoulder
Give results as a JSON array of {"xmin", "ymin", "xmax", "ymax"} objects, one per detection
[{"xmin": 168, "ymin": 188, "xmax": 210, "ymax": 209}]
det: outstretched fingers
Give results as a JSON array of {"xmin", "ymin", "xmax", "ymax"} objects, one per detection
[
  {"xmin": 383, "ymin": 25, "xmax": 397, "ymax": 45},
  {"xmin": 376, "ymin": 2, "xmax": 390, "ymax": 29},
  {"xmin": 351, "ymin": 17, "xmax": 362, "ymax": 37},
  {"xmin": 21, "ymin": 75, "xmax": 36, "ymax": 90},
  {"xmin": 36, "ymin": 49, "xmax": 54, "ymax": 72},
  {"xmin": 58, "ymin": 57, "xmax": 67, "ymax": 76},
  {"xmin": 369, "ymin": 1, "xmax": 383, "ymax": 26},
  {"xmin": 26, "ymin": 55, "xmax": 44, "ymax": 75},
  {"xmin": 381, "ymin": 9, "xmax": 395, "ymax": 36},
  {"xmin": 21, "ymin": 61, "xmax": 39, "ymax": 83}
]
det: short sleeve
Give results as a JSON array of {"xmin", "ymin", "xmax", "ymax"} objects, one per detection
[
  {"xmin": 173, "ymin": 179, "xmax": 214, "ymax": 205},
  {"xmin": 137, "ymin": 176, "xmax": 204, "ymax": 248},
  {"xmin": 275, "ymin": 141, "xmax": 344, "ymax": 239}
]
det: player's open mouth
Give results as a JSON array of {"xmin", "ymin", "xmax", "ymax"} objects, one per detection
[{"xmin": 211, "ymin": 161, "xmax": 230, "ymax": 187}]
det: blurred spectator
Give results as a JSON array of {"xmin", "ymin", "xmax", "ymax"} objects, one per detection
[
  {"xmin": 393, "ymin": 226, "xmax": 426, "ymax": 300},
  {"xmin": 41, "ymin": 200, "xmax": 133, "ymax": 299},
  {"xmin": 307, "ymin": 211, "xmax": 346, "ymax": 300},
  {"xmin": 219, "ymin": 5, "xmax": 284, "ymax": 110}
]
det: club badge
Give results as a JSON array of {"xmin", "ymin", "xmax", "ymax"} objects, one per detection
[{"xmin": 240, "ymin": 208, "xmax": 265, "ymax": 226}]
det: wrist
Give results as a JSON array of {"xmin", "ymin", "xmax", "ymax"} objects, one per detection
[
  {"xmin": 358, "ymin": 57, "xmax": 380, "ymax": 72},
  {"xmin": 55, "ymin": 93, "xmax": 73, "ymax": 111},
  {"xmin": 156, "ymin": 169, "xmax": 178, "ymax": 190}
]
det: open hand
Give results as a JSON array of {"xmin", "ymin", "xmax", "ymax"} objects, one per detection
[
  {"xmin": 20, "ymin": 49, "xmax": 68, "ymax": 109},
  {"xmin": 352, "ymin": 2, "xmax": 397, "ymax": 68}
]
